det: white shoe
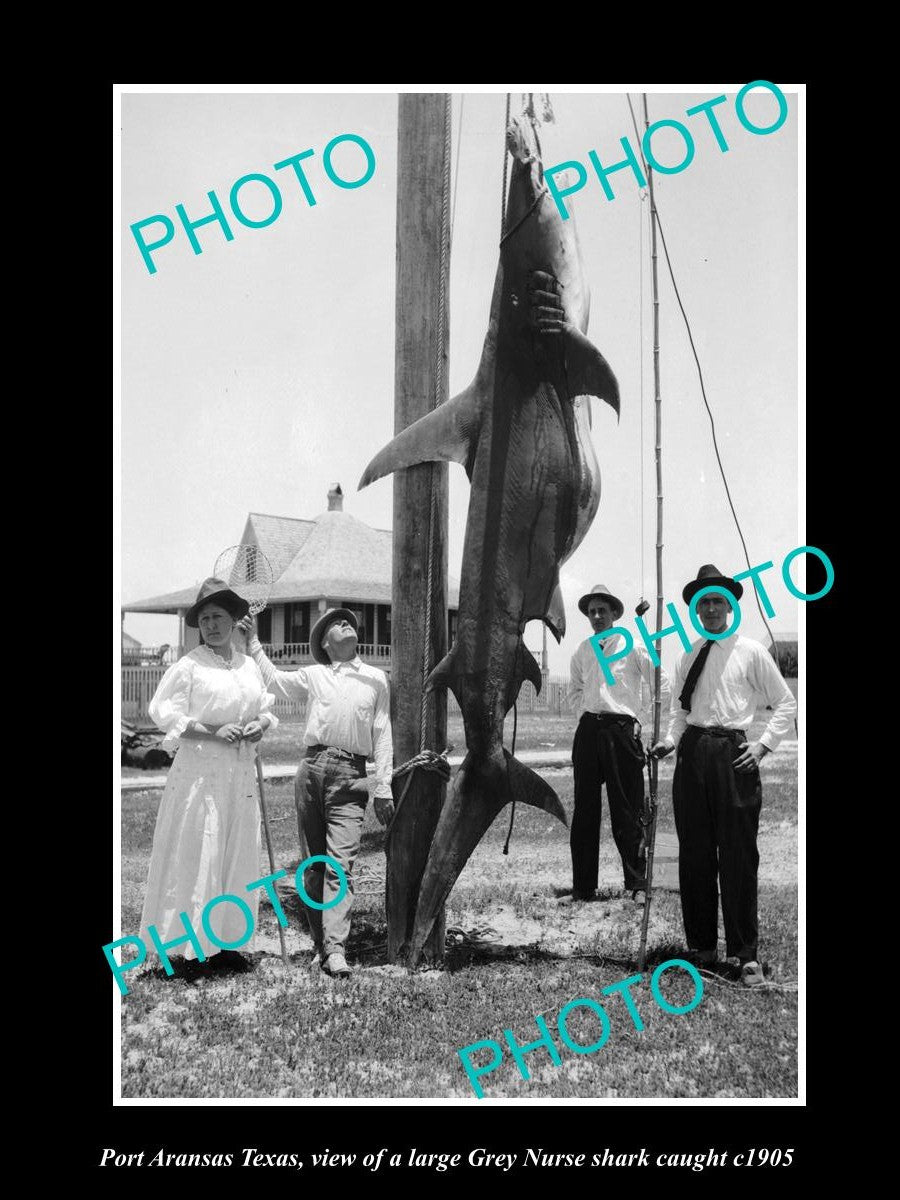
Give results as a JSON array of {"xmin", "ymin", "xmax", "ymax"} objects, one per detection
[
  {"xmin": 322, "ymin": 952, "xmax": 351, "ymax": 978},
  {"xmin": 740, "ymin": 960, "xmax": 765, "ymax": 987}
]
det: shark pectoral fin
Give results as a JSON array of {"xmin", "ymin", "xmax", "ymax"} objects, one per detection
[
  {"xmin": 515, "ymin": 643, "xmax": 543, "ymax": 695},
  {"xmin": 563, "ymin": 326, "xmax": 621, "ymax": 420},
  {"xmin": 544, "ymin": 583, "xmax": 566, "ymax": 642},
  {"xmin": 358, "ymin": 384, "xmax": 482, "ymax": 489},
  {"xmin": 505, "ymin": 750, "xmax": 568, "ymax": 826}
]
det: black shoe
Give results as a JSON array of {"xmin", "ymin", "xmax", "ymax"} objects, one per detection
[{"xmin": 211, "ymin": 950, "xmax": 253, "ymax": 973}]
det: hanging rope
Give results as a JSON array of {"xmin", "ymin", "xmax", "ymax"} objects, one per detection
[{"xmin": 419, "ymin": 94, "xmax": 453, "ymax": 753}]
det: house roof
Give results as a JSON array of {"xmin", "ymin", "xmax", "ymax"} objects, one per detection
[
  {"xmin": 122, "ymin": 584, "xmax": 203, "ymax": 614},
  {"xmin": 123, "ymin": 489, "xmax": 460, "ymax": 613},
  {"xmin": 240, "ymin": 512, "xmax": 317, "ymax": 581}
]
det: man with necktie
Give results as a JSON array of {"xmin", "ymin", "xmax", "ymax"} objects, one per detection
[{"xmin": 651, "ymin": 564, "xmax": 797, "ymax": 987}]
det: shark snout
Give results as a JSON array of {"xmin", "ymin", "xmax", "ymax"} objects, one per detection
[{"xmin": 506, "ymin": 115, "xmax": 538, "ymax": 165}]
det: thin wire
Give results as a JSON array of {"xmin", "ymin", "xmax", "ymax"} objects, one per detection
[
  {"xmin": 450, "ymin": 94, "xmax": 464, "ymax": 241},
  {"xmin": 652, "ymin": 207, "xmax": 780, "ymax": 660},
  {"xmin": 500, "ymin": 93, "xmax": 511, "ymax": 237},
  {"xmin": 502, "ymin": 93, "xmax": 517, "ymax": 856},
  {"xmin": 638, "ymin": 180, "xmax": 645, "ymax": 597},
  {"xmin": 625, "ymin": 92, "xmax": 779, "ymax": 662}
]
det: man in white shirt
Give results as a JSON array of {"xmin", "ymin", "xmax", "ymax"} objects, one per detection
[
  {"xmin": 650, "ymin": 564, "xmax": 797, "ymax": 987},
  {"xmin": 569, "ymin": 584, "xmax": 671, "ymax": 902},
  {"xmin": 241, "ymin": 608, "xmax": 394, "ymax": 979}
]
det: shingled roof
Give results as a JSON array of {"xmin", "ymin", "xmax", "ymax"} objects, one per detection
[{"xmin": 123, "ymin": 486, "xmax": 460, "ymax": 612}]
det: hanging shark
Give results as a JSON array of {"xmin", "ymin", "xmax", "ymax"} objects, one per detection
[{"xmin": 359, "ymin": 113, "xmax": 620, "ymax": 963}]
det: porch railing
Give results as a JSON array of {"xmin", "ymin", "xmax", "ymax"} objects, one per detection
[
  {"xmin": 260, "ymin": 642, "xmax": 392, "ymax": 663},
  {"xmin": 121, "ymin": 644, "xmax": 179, "ymax": 666}
]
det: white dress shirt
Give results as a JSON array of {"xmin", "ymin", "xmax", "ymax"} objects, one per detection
[
  {"xmin": 569, "ymin": 634, "xmax": 671, "ymax": 733},
  {"xmin": 664, "ymin": 635, "xmax": 796, "ymax": 752},
  {"xmin": 249, "ymin": 642, "xmax": 394, "ymax": 798}
]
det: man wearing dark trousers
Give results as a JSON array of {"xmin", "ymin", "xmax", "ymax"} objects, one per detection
[
  {"xmin": 651, "ymin": 564, "xmax": 796, "ymax": 987},
  {"xmin": 569, "ymin": 584, "xmax": 671, "ymax": 902},
  {"xmin": 240, "ymin": 608, "xmax": 394, "ymax": 979}
]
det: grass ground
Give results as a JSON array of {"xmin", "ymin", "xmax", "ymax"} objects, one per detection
[{"xmin": 119, "ymin": 708, "xmax": 798, "ymax": 1100}]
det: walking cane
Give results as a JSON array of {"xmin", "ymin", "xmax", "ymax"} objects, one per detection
[
  {"xmin": 637, "ymin": 748, "xmax": 658, "ymax": 973},
  {"xmin": 256, "ymin": 750, "xmax": 290, "ymax": 967}
]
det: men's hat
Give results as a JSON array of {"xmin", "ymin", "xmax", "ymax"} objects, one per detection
[
  {"xmin": 309, "ymin": 607, "xmax": 359, "ymax": 665},
  {"xmin": 577, "ymin": 583, "xmax": 624, "ymax": 620},
  {"xmin": 681, "ymin": 564, "xmax": 744, "ymax": 606},
  {"xmin": 185, "ymin": 577, "xmax": 250, "ymax": 628}
]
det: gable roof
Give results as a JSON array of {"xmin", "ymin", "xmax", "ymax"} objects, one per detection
[
  {"xmin": 124, "ymin": 492, "xmax": 460, "ymax": 612},
  {"xmin": 240, "ymin": 513, "xmax": 316, "ymax": 582}
]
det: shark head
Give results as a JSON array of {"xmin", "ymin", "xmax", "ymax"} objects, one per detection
[{"xmin": 504, "ymin": 114, "xmax": 546, "ymax": 231}]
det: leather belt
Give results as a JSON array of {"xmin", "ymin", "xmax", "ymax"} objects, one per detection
[
  {"xmin": 305, "ymin": 744, "xmax": 367, "ymax": 765},
  {"xmin": 583, "ymin": 712, "xmax": 636, "ymax": 725},
  {"xmin": 684, "ymin": 725, "xmax": 745, "ymax": 740}
]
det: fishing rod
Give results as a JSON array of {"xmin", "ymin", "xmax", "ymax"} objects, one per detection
[{"xmin": 638, "ymin": 92, "xmax": 662, "ymax": 974}]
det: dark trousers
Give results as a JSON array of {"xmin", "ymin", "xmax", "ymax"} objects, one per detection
[
  {"xmin": 294, "ymin": 746, "xmax": 369, "ymax": 956},
  {"xmin": 571, "ymin": 712, "xmax": 647, "ymax": 893},
  {"xmin": 672, "ymin": 726, "xmax": 762, "ymax": 961}
]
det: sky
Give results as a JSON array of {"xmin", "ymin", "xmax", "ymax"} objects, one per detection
[{"xmin": 118, "ymin": 85, "xmax": 802, "ymax": 677}]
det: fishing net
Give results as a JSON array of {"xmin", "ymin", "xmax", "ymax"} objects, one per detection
[{"xmin": 213, "ymin": 544, "xmax": 273, "ymax": 615}]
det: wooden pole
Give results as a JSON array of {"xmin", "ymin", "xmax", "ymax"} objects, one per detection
[
  {"xmin": 386, "ymin": 94, "xmax": 451, "ymax": 964},
  {"xmin": 639, "ymin": 92, "xmax": 663, "ymax": 972}
]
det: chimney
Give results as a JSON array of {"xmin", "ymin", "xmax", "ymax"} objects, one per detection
[{"xmin": 327, "ymin": 483, "xmax": 343, "ymax": 512}]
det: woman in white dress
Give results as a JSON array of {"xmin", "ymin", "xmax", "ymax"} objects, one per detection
[{"xmin": 140, "ymin": 577, "xmax": 279, "ymax": 972}]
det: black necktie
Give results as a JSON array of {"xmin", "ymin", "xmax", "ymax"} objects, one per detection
[{"xmin": 679, "ymin": 639, "xmax": 715, "ymax": 712}]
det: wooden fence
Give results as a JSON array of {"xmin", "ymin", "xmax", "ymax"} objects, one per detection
[{"xmin": 122, "ymin": 665, "xmax": 170, "ymax": 721}]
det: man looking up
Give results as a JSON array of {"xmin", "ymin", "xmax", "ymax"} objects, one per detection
[{"xmin": 240, "ymin": 609, "xmax": 393, "ymax": 979}]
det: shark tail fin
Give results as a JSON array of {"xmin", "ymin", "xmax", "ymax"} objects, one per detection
[{"xmin": 407, "ymin": 749, "xmax": 566, "ymax": 964}]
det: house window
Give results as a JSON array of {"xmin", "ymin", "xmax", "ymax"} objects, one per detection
[
  {"xmin": 377, "ymin": 604, "xmax": 391, "ymax": 647},
  {"xmin": 284, "ymin": 602, "xmax": 310, "ymax": 644},
  {"xmin": 341, "ymin": 602, "xmax": 373, "ymax": 645},
  {"xmin": 256, "ymin": 608, "xmax": 272, "ymax": 642}
]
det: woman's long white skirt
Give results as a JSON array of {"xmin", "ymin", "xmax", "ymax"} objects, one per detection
[{"xmin": 140, "ymin": 739, "xmax": 262, "ymax": 961}]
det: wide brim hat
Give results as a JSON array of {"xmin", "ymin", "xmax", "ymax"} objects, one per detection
[
  {"xmin": 682, "ymin": 564, "xmax": 744, "ymax": 606},
  {"xmin": 185, "ymin": 577, "xmax": 250, "ymax": 627},
  {"xmin": 577, "ymin": 583, "xmax": 624, "ymax": 621},
  {"xmin": 309, "ymin": 607, "xmax": 359, "ymax": 665}
]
